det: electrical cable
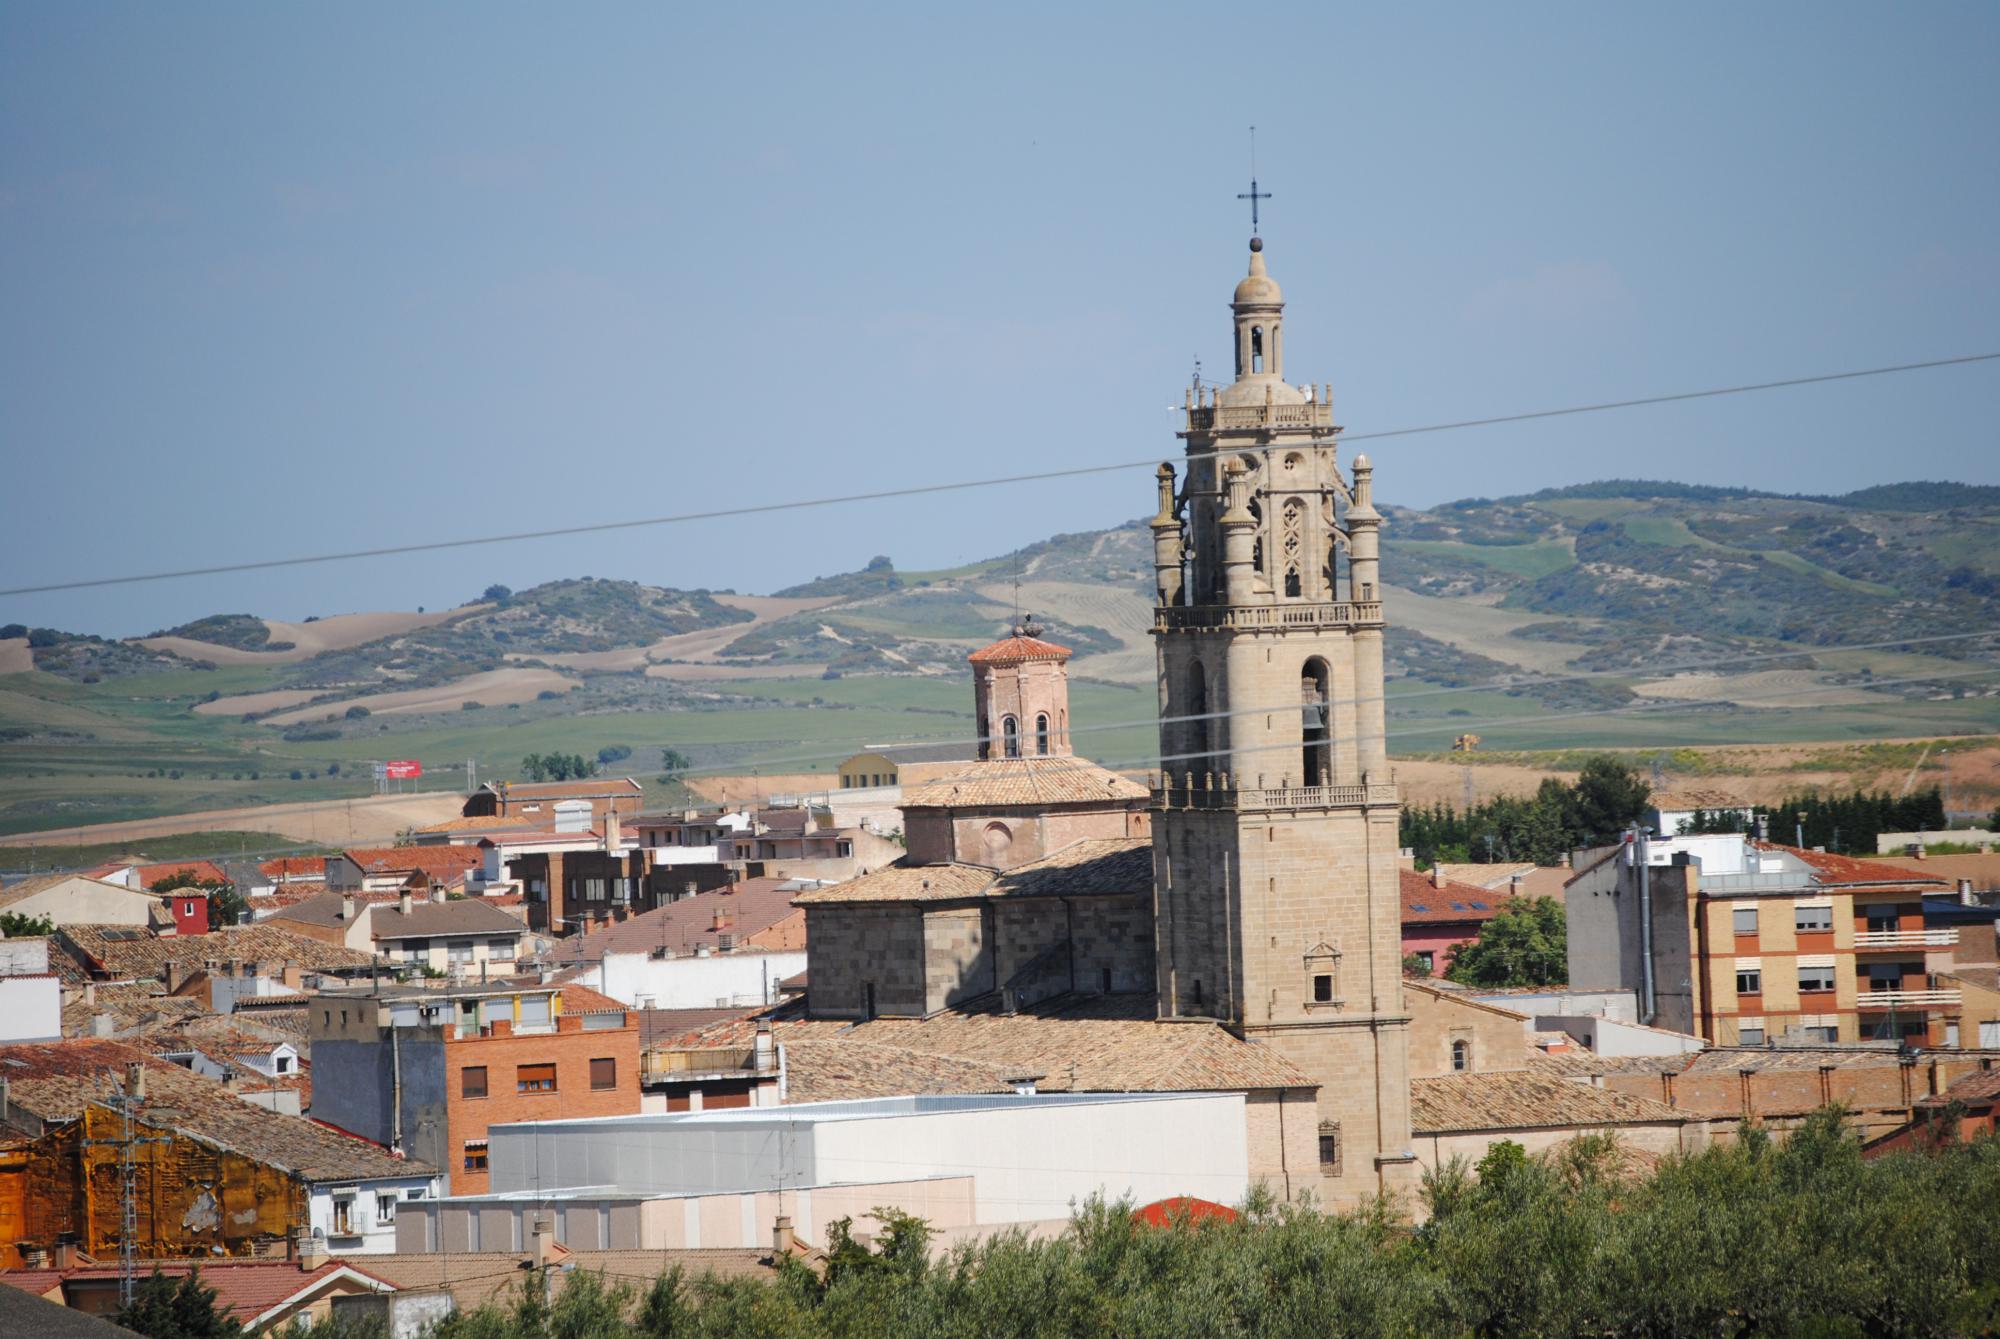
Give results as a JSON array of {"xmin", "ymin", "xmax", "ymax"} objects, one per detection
[{"xmin": 4, "ymin": 351, "xmax": 1993, "ymax": 598}]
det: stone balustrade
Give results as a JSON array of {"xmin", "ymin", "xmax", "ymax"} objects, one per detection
[{"xmin": 1153, "ymin": 601, "xmax": 1383, "ymax": 633}]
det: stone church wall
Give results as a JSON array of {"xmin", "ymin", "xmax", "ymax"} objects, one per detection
[
  {"xmin": 922, "ymin": 907, "xmax": 993, "ymax": 1012},
  {"xmin": 804, "ymin": 906, "xmax": 926, "ymax": 1018}
]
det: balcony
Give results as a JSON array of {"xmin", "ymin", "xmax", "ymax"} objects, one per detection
[
  {"xmin": 1184, "ymin": 401, "xmax": 1336, "ymax": 433},
  {"xmin": 1854, "ymin": 929, "xmax": 1957, "ymax": 950},
  {"xmin": 640, "ymin": 1046, "xmax": 764, "ymax": 1083},
  {"xmin": 1153, "ymin": 602, "xmax": 1383, "ymax": 634},
  {"xmin": 1153, "ymin": 780, "xmax": 1399, "ymax": 814},
  {"xmin": 1855, "ymin": 989, "xmax": 1961, "ymax": 1010}
]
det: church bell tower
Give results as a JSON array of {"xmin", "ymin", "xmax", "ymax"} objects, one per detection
[{"xmin": 1149, "ymin": 234, "xmax": 1416, "ymax": 1202}]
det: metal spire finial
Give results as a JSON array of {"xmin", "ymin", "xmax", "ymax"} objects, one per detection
[{"xmin": 1237, "ymin": 125, "xmax": 1271, "ymax": 238}]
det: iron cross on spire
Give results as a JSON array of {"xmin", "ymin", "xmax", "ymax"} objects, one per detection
[{"xmin": 1237, "ymin": 125, "xmax": 1271, "ymax": 236}]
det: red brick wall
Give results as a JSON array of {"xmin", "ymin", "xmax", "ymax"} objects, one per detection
[{"xmin": 443, "ymin": 1012, "xmax": 641, "ymax": 1195}]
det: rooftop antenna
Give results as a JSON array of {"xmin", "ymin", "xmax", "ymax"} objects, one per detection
[{"xmin": 1237, "ymin": 126, "xmax": 1271, "ymax": 238}]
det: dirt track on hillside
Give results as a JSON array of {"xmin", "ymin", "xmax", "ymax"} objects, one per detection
[
  {"xmin": 0, "ymin": 639, "xmax": 33, "ymax": 675},
  {"xmin": 263, "ymin": 667, "xmax": 575, "ymax": 725}
]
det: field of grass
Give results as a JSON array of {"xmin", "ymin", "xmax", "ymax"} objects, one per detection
[
  {"xmin": 1393, "ymin": 538, "xmax": 1577, "ymax": 581},
  {"xmin": 1532, "ymin": 498, "xmax": 1652, "ymax": 522},
  {"xmin": 0, "ymin": 829, "xmax": 326, "ymax": 875}
]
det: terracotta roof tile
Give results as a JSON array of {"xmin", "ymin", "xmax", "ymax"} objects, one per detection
[
  {"xmin": 56, "ymin": 923, "xmax": 376, "ymax": 982},
  {"xmin": 1411, "ymin": 1070, "xmax": 1689, "ymax": 1133},
  {"xmin": 988, "ymin": 839, "xmax": 1153, "ymax": 898},
  {"xmin": 542, "ymin": 879, "xmax": 808, "ymax": 960},
  {"xmin": 0, "ymin": 1040, "xmax": 423, "ymax": 1181},
  {"xmin": 0, "ymin": 1260, "xmax": 395, "ymax": 1326},
  {"xmin": 60, "ymin": 984, "xmax": 207, "ymax": 1038},
  {"xmin": 132, "ymin": 861, "xmax": 228, "ymax": 888},
  {"xmin": 337, "ymin": 846, "xmax": 485, "ymax": 879},
  {"xmin": 258, "ymin": 857, "xmax": 327, "ymax": 880},
  {"xmin": 670, "ymin": 995, "xmax": 1313, "ymax": 1094},
  {"xmin": 780, "ymin": 1039, "xmax": 1019, "ymax": 1103},
  {"xmin": 902, "ymin": 756, "xmax": 1148, "ymax": 809},
  {"xmin": 967, "ymin": 634, "xmax": 1072, "ymax": 665},
  {"xmin": 791, "ymin": 862, "xmax": 996, "ymax": 906},
  {"xmin": 1399, "ymin": 869, "xmax": 1506, "ymax": 925},
  {"xmin": 1751, "ymin": 842, "xmax": 1950, "ymax": 888}
]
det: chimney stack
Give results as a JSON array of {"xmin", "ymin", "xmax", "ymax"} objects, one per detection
[
  {"xmin": 341, "ymin": 894, "xmax": 357, "ymax": 922},
  {"xmin": 53, "ymin": 1234, "xmax": 78, "ymax": 1270},
  {"xmin": 753, "ymin": 1019, "xmax": 774, "ymax": 1073},
  {"xmin": 294, "ymin": 1228, "xmax": 328, "ymax": 1269},
  {"xmin": 1430, "ymin": 864, "xmax": 1444, "ymax": 889},
  {"xmin": 772, "ymin": 1215, "xmax": 795, "ymax": 1257},
  {"xmin": 431, "ymin": 883, "xmax": 447, "ymax": 904},
  {"xmin": 399, "ymin": 890, "xmax": 414, "ymax": 917},
  {"xmin": 125, "ymin": 1062, "xmax": 147, "ymax": 1101},
  {"xmin": 604, "ymin": 810, "xmax": 621, "ymax": 854},
  {"xmin": 532, "ymin": 1214, "xmax": 557, "ymax": 1267}
]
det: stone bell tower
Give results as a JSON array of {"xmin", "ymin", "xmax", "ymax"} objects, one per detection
[{"xmin": 1148, "ymin": 235, "xmax": 1416, "ymax": 1204}]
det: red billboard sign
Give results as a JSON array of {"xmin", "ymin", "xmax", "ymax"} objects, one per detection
[{"xmin": 383, "ymin": 760, "xmax": 423, "ymax": 780}]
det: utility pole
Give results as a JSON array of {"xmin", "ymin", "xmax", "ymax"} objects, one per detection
[{"xmin": 83, "ymin": 1093, "xmax": 171, "ymax": 1307}]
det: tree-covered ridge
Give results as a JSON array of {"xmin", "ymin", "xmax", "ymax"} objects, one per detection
[
  {"xmin": 325, "ymin": 1114, "xmax": 2000, "ymax": 1339},
  {"xmin": 147, "ymin": 613, "xmax": 289, "ymax": 651}
]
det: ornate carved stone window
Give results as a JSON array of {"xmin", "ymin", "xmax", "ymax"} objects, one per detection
[
  {"xmin": 1318, "ymin": 1121, "xmax": 1342, "ymax": 1173},
  {"xmin": 1304, "ymin": 942, "xmax": 1343, "ymax": 1009}
]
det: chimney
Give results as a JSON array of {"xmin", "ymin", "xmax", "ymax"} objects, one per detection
[
  {"xmin": 532, "ymin": 1214, "xmax": 557, "ymax": 1267},
  {"xmin": 90, "ymin": 1013, "xmax": 115, "ymax": 1037},
  {"xmin": 341, "ymin": 894, "xmax": 356, "ymax": 922},
  {"xmin": 431, "ymin": 883, "xmax": 447, "ymax": 904},
  {"xmin": 83, "ymin": 982, "xmax": 96, "ymax": 1008},
  {"xmin": 1430, "ymin": 864, "xmax": 1444, "ymax": 888},
  {"xmin": 125, "ymin": 1062, "xmax": 147, "ymax": 1102},
  {"xmin": 399, "ymin": 891, "xmax": 413, "ymax": 916},
  {"xmin": 604, "ymin": 811, "xmax": 621, "ymax": 854},
  {"xmin": 294, "ymin": 1228, "xmax": 328, "ymax": 1269},
  {"xmin": 164, "ymin": 959, "xmax": 185, "ymax": 994},
  {"xmin": 1963, "ymin": 879, "xmax": 1976, "ymax": 907},
  {"xmin": 53, "ymin": 1234, "xmax": 78, "ymax": 1270},
  {"xmin": 753, "ymin": 1020, "xmax": 774, "ymax": 1073},
  {"xmin": 771, "ymin": 1215, "xmax": 795, "ymax": 1257}
]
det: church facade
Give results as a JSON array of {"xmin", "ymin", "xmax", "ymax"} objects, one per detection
[{"xmin": 794, "ymin": 234, "xmax": 1415, "ymax": 1206}]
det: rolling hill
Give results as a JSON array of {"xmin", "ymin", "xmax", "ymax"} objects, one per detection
[{"xmin": 2, "ymin": 480, "xmax": 1997, "ymax": 839}]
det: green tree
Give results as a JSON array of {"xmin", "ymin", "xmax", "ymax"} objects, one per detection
[
  {"xmin": 658, "ymin": 747, "xmax": 692, "ymax": 783},
  {"xmin": 150, "ymin": 870, "xmax": 247, "ymax": 927},
  {"xmin": 1445, "ymin": 895, "xmax": 1567, "ymax": 987},
  {"xmin": 115, "ymin": 1267, "xmax": 240, "ymax": 1339},
  {"xmin": 1571, "ymin": 754, "xmax": 1650, "ymax": 844},
  {"xmin": 0, "ymin": 910, "xmax": 55, "ymax": 937}
]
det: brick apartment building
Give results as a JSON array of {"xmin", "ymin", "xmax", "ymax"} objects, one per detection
[
  {"xmin": 462, "ymin": 778, "xmax": 646, "ymax": 824},
  {"xmin": 307, "ymin": 982, "xmax": 641, "ymax": 1194},
  {"xmin": 1568, "ymin": 834, "xmax": 1959, "ymax": 1045}
]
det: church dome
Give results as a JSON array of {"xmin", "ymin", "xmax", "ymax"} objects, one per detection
[
  {"xmin": 1217, "ymin": 375, "xmax": 1307, "ymax": 409},
  {"xmin": 1232, "ymin": 238, "xmax": 1282, "ymax": 307}
]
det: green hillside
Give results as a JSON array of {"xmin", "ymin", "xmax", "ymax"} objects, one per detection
[{"xmin": 2, "ymin": 480, "xmax": 1996, "ymax": 837}]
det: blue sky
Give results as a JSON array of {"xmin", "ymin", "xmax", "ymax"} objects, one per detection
[{"xmin": 4, "ymin": 4, "xmax": 1997, "ymax": 636}]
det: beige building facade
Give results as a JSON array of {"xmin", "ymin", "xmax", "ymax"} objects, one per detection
[{"xmin": 1148, "ymin": 236, "xmax": 1416, "ymax": 1207}]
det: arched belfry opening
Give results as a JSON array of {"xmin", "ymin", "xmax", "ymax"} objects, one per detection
[
  {"xmin": 1301, "ymin": 658, "xmax": 1332, "ymax": 786},
  {"xmin": 1002, "ymin": 715, "xmax": 1020, "ymax": 759},
  {"xmin": 1035, "ymin": 713, "xmax": 1050, "ymax": 756}
]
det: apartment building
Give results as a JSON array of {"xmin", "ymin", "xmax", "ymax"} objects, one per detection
[
  {"xmin": 308, "ymin": 982, "xmax": 641, "ymax": 1195},
  {"xmin": 1567, "ymin": 835, "xmax": 1957, "ymax": 1045}
]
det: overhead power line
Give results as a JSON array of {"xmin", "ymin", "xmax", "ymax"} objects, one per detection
[{"xmin": 4, "ymin": 351, "xmax": 1994, "ymax": 598}]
